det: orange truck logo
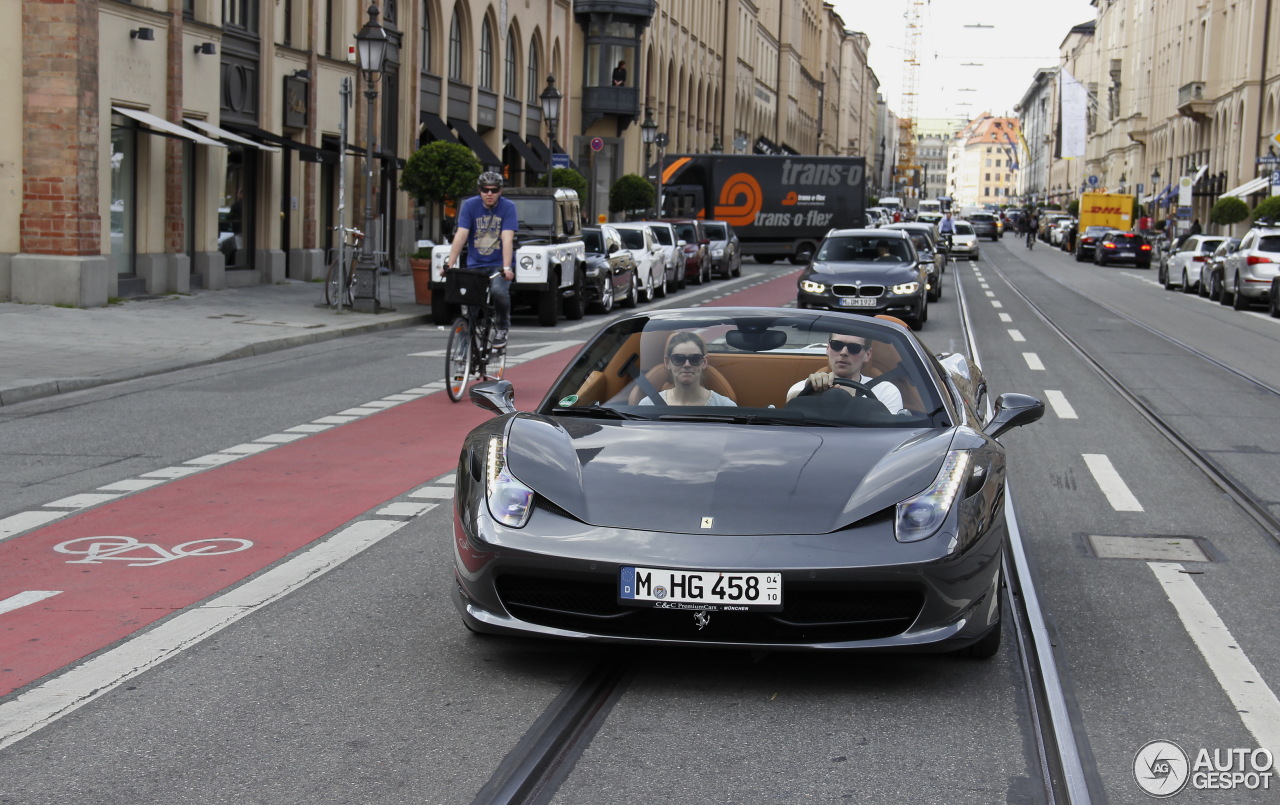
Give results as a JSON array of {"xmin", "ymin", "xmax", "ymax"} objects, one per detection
[{"xmin": 715, "ymin": 172, "xmax": 765, "ymax": 227}]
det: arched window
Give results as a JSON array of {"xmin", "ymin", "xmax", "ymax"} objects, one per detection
[
  {"xmin": 420, "ymin": 2, "xmax": 431, "ymax": 73},
  {"xmin": 505, "ymin": 29, "xmax": 518, "ymax": 99},
  {"xmin": 448, "ymin": 10, "xmax": 463, "ymax": 81},
  {"xmin": 479, "ymin": 17, "xmax": 494, "ymax": 90},
  {"xmin": 527, "ymin": 39, "xmax": 540, "ymax": 104}
]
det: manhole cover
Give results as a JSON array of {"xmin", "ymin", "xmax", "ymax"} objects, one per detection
[{"xmin": 1085, "ymin": 535, "xmax": 1211, "ymax": 562}]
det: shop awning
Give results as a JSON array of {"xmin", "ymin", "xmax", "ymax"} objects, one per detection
[
  {"xmin": 113, "ymin": 106, "xmax": 224, "ymax": 147},
  {"xmin": 449, "ymin": 119, "xmax": 501, "ymax": 167},
  {"xmin": 420, "ymin": 114, "xmax": 458, "ymax": 144},
  {"xmin": 1192, "ymin": 164, "xmax": 1208, "ymax": 187},
  {"xmin": 504, "ymin": 131, "xmax": 545, "ymax": 172},
  {"xmin": 183, "ymin": 118, "xmax": 281, "ymax": 152},
  {"xmin": 223, "ymin": 123, "xmax": 327, "ymax": 162},
  {"xmin": 1219, "ymin": 175, "xmax": 1269, "ymax": 199}
]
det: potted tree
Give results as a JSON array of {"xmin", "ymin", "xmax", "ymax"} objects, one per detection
[
  {"xmin": 1210, "ymin": 196, "xmax": 1249, "ymax": 235},
  {"xmin": 400, "ymin": 141, "xmax": 482, "ymax": 303},
  {"xmin": 609, "ymin": 174, "xmax": 656, "ymax": 221}
]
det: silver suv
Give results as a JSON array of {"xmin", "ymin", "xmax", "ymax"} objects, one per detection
[{"xmin": 1220, "ymin": 221, "xmax": 1280, "ymax": 311}]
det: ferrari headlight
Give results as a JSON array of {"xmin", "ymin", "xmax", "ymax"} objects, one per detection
[
  {"xmin": 800, "ymin": 279, "xmax": 827, "ymax": 293},
  {"xmin": 485, "ymin": 435, "xmax": 534, "ymax": 528},
  {"xmin": 895, "ymin": 451, "xmax": 970, "ymax": 542},
  {"xmin": 891, "ymin": 281, "xmax": 921, "ymax": 295}
]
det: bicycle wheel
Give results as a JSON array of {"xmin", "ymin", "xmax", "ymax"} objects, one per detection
[
  {"xmin": 476, "ymin": 314, "xmax": 507, "ymax": 381},
  {"xmin": 325, "ymin": 257, "xmax": 354, "ymax": 306},
  {"xmin": 445, "ymin": 316, "xmax": 473, "ymax": 402}
]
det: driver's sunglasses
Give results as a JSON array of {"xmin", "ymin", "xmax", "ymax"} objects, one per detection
[
  {"xmin": 828, "ymin": 338, "xmax": 867, "ymax": 355},
  {"xmin": 667, "ymin": 353, "xmax": 706, "ymax": 366},
  {"xmin": 479, "ymin": 187, "xmax": 502, "ymax": 194}
]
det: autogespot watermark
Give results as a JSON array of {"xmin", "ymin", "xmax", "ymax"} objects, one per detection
[{"xmin": 1134, "ymin": 740, "xmax": 1275, "ymax": 798}]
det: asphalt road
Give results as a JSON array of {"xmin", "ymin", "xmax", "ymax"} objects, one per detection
[{"xmin": 1, "ymin": 243, "xmax": 1277, "ymax": 804}]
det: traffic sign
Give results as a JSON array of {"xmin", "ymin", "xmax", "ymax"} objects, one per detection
[
  {"xmin": 590, "ymin": 137, "xmax": 604, "ymax": 152},
  {"xmin": 1272, "ymin": 170, "xmax": 1280, "ymax": 186},
  {"xmin": 1087, "ymin": 175, "xmax": 1099, "ymax": 187},
  {"xmin": 552, "ymin": 153, "xmax": 570, "ymax": 169},
  {"xmin": 1258, "ymin": 155, "xmax": 1280, "ymax": 164}
]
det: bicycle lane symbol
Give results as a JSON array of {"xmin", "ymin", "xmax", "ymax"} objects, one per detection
[{"xmin": 53, "ymin": 536, "xmax": 254, "ymax": 567}]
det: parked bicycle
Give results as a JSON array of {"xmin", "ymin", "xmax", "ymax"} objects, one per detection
[
  {"xmin": 324, "ymin": 226, "xmax": 364, "ymax": 308},
  {"xmin": 444, "ymin": 268, "xmax": 507, "ymax": 402}
]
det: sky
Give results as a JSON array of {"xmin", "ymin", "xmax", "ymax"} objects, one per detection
[{"xmin": 830, "ymin": 0, "xmax": 1099, "ymax": 122}]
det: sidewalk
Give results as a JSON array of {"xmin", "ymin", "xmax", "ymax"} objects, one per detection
[{"xmin": 0, "ymin": 272, "xmax": 432, "ymax": 406}]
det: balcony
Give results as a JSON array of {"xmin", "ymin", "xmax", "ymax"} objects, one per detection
[
  {"xmin": 581, "ymin": 86, "xmax": 640, "ymax": 130},
  {"xmin": 1178, "ymin": 81, "xmax": 1211, "ymax": 120}
]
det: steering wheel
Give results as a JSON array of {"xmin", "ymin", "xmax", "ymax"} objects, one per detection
[{"xmin": 798, "ymin": 377, "xmax": 876, "ymax": 398}]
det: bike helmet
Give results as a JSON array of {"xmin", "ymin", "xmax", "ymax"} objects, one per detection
[{"xmin": 477, "ymin": 171, "xmax": 505, "ymax": 189}]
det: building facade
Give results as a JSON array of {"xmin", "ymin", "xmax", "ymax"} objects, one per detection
[
  {"xmin": 2, "ymin": 0, "xmax": 882, "ymax": 307},
  {"xmin": 1027, "ymin": 0, "xmax": 1280, "ymax": 233},
  {"xmin": 947, "ymin": 114, "xmax": 1021, "ymax": 209}
]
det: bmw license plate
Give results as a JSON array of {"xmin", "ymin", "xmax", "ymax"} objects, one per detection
[
  {"xmin": 620, "ymin": 567, "xmax": 782, "ymax": 611},
  {"xmin": 838, "ymin": 297, "xmax": 876, "ymax": 308}
]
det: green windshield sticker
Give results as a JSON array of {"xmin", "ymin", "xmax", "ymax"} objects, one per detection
[{"xmin": 559, "ymin": 395, "xmax": 579, "ymax": 406}]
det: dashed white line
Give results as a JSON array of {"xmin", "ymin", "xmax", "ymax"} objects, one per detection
[
  {"xmin": 991, "ymin": 300, "xmax": 1003, "ymax": 309},
  {"xmin": 1082, "ymin": 453, "xmax": 1143, "ymax": 511},
  {"xmin": 377, "ymin": 501, "xmax": 439, "ymax": 517},
  {"xmin": 1008, "ymin": 329, "xmax": 1026, "ymax": 342},
  {"xmin": 1023, "ymin": 352, "xmax": 1045, "ymax": 371},
  {"xmin": 1149, "ymin": 562, "xmax": 1280, "ymax": 755},
  {"xmin": 999, "ymin": 313, "xmax": 1013, "ymax": 322},
  {"xmin": 1043, "ymin": 390, "xmax": 1078, "ymax": 419},
  {"xmin": 44, "ymin": 493, "xmax": 122, "ymax": 510},
  {"xmin": 0, "ymin": 591, "xmax": 62, "ymax": 615}
]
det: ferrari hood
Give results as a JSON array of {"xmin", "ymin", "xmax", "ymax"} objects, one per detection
[{"xmin": 503, "ymin": 416, "xmax": 952, "ymax": 535}]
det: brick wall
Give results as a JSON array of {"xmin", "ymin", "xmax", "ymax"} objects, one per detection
[{"xmin": 21, "ymin": 0, "xmax": 101, "ymax": 257}]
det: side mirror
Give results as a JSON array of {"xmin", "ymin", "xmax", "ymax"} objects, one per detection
[
  {"xmin": 677, "ymin": 240, "xmax": 687, "ymax": 248},
  {"xmin": 607, "ymin": 243, "xmax": 618, "ymax": 255},
  {"xmin": 983, "ymin": 393, "xmax": 1044, "ymax": 440},
  {"xmin": 471, "ymin": 380, "xmax": 517, "ymax": 416}
]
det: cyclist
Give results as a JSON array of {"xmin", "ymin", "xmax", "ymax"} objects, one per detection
[
  {"xmin": 444, "ymin": 171, "xmax": 517, "ymax": 347},
  {"xmin": 1025, "ymin": 211, "xmax": 1039, "ymax": 249},
  {"xmin": 938, "ymin": 211, "xmax": 956, "ymax": 255}
]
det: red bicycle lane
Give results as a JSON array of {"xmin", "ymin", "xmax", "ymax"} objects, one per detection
[{"xmin": 0, "ymin": 270, "xmax": 801, "ymax": 697}]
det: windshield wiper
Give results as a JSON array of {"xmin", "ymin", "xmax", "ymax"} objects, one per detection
[
  {"xmin": 656, "ymin": 412, "xmax": 840, "ymax": 427},
  {"xmin": 551, "ymin": 405, "xmax": 646, "ymax": 420}
]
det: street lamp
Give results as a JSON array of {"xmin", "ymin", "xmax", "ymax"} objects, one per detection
[
  {"xmin": 641, "ymin": 110, "xmax": 657, "ymax": 214},
  {"xmin": 710, "ymin": 138, "xmax": 723, "ymax": 154},
  {"xmin": 353, "ymin": 2, "xmax": 388, "ymax": 313},
  {"xmin": 655, "ymin": 132, "xmax": 668, "ymax": 217},
  {"xmin": 540, "ymin": 75, "xmax": 562, "ymax": 191},
  {"xmin": 1118, "ymin": 172, "xmax": 1127, "ymax": 193}
]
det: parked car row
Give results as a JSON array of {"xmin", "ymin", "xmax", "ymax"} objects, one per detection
[
  {"xmin": 580, "ymin": 218, "xmax": 744, "ymax": 315},
  {"xmin": 1163, "ymin": 221, "xmax": 1280, "ymax": 316}
]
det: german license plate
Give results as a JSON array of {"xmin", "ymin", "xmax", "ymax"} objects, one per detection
[
  {"xmin": 619, "ymin": 567, "xmax": 782, "ymax": 611},
  {"xmin": 838, "ymin": 297, "xmax": 876, "ymax": 308}
]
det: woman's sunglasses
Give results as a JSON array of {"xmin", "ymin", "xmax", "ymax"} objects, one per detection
[
  {"xmin": 667, "ymin": 353, "xmax": 706, "ymax": 366},
  {"xmin": 828, "ymin": 339, "xmax": 867, "ymax": 355}
]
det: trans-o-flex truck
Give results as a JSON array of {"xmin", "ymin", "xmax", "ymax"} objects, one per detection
[{"xmin": 653, "ymin": 154, "xmax": 867, "ymax": 264}]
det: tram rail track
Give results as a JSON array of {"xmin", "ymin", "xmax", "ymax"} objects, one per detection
[{"xmin": 987, "ymin": 260, "xmax": 1280, "ymax": 547}]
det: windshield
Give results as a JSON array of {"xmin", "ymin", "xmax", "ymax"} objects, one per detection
[
  {"xmin": 510, "ymin": 198, "xmax": 555, "ymax": 228},
  {"xmin": 702, "ymin": 223, "xmax": 727, "ymax": 239},
  {"xmin": 672, "ymin": 223, "xmax": 699, "ymax": 242},
  {"xmin": 954, "ymin": 223, "xmax": 974, "ymax": 235},
  {"xmin": 541, "ymin": 312, "xmax": 945, "ymax": 429},
  {"xmin": 816, "ymin": 236, "xmax": 911, "ymax": 262},
  {"xmin": 650, "ymin": 226, "xmax": 673, "ymax": 245},
  {"xmin": 617, "ymin": 228, "xmax": 647, "ymax": 249}
]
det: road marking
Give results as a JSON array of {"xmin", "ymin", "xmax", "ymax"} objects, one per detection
[
  {"xmin": 44, "ymin": 493, "xmax": 122, "ymax": 509},
  {"xmin": 184, "ymin": 453, "xmax": 241, "ymax": 466},
  {"xmin": 253, "ymin": 433, "xmax": 308, "ymax": 444},
  {"xmin": 1008, "ymin": 329, "xmax": 1026, "ymax": 342},
  {"xmin": 1149, "ymin": 562, "xmax": 1280, "ymax": 756},
  {"xmin": 220, "ymin": 443, "xmax": 277, "ymax": 455},
  {"xmin": 999, "ymin": 313, "xmax": 1013, "ymax": 322},
  {"xmin": 1082, "ymin": 453, "xmax": 1143, "ymax": 511},
  {"xmin": 1023, "ymin": 352, "xmax": 1044, "ymax": 371},
  {"xmin": 0, "ymin": 519, "xmax": 406, "ymax": 751},
  {"xmin": 1043, "ymin": 390, "xmax": 1078, "ymax": 419},
  {"xmin": 985, "ymin": 290, "xmax": 995, "ymax": 298},
  {"xmin": 376, "ymin": 501, "xmax": 439, "ymax": 517},
  {"xmin": 408, "ymin": 486, "xmax": 455, "ymax": 499},
  {"xmin": 991, "ymin": 300, "xmax": 1003, "ymax": 308},
  {"xmin": 284, "ymin": 424, "xmax": 333, "ymax": 433},
  {"xmin": 139, "ymin": 466, "xmax": 205, "ymax": 479},
  {"xmin": 338, "ymin": 407, "xmax": 385, "ymax": 416},
  {"xmin": 97, "ymin": 479, "xmax": 167, "ymax": 492},
  {"xmin": 0, "ymin": 591, "xmax": 61, "ymax": 616}
]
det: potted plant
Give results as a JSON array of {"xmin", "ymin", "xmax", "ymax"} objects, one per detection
[{"xmin": 400, "ymin": 141, "xmax": 481, "ymax": 303}]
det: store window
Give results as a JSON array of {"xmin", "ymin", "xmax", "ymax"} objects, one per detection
[
  {"xmin": 479, "ymin": 18, "xmax": 493, "ymax": 90},
  {"xmin": 505, "ymin": 32, "xmax": 518, "ymax": 98},
  {"xmin": 109, "ymin": 125, "xmax": 136, "ymax": 277},
  {"xmin": 449, "ymin": 11, "xmax": 462, "ymax": 81},
  {"xmin": 527, "ymin": 41, "xmax": 540, "ymax": 104}
]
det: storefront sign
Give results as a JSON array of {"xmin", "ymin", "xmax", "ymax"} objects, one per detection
[{"xmin": 283, "ymin": 76, "xmax": 309, "ymax": 130}]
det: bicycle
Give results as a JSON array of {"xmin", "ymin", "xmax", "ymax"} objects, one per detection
[
  {"xmin": 324, "ymin": 226, "xmax": 365, "ymax": 308},
  {"xmin": 443, "ymin": 269, "xmax": 507, "ymax": 402}
]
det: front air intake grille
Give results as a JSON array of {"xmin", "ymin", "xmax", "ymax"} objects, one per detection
[
  {"xmin": 495, "ymin": 574, "xmax": 923, "ymax": 643},
  {"xmin": 831, "ymin": 284, "xmax": 885, "ymax": 297}
]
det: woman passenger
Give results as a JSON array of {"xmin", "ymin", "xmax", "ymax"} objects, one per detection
[{"xmin": 639, "ymin": 332, "xmax": 736, "ymax": 406}]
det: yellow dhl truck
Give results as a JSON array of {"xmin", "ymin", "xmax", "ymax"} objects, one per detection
[{"xmin": 1077, "ymin": 192, "xmax": 1134, "ymax": 234}]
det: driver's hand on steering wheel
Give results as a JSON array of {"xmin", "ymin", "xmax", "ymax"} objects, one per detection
[{"xmin": 807, "ymin": 370, "xmax": 838, "ymax": 394}]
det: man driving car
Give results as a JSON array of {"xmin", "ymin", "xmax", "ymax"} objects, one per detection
[{"xmin": 785, "ymin": 333, "xmax": 905, "ymax": 413}]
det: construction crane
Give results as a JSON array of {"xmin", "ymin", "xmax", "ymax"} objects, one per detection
[{"xmin": 894, "ymin": 0, "xmax": 925, "ymax": 198}]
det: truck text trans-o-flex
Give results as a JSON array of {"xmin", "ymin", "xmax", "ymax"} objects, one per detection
[{"xmin": 653, "ymin": 154, "xmax": 867, "ymax": 265}]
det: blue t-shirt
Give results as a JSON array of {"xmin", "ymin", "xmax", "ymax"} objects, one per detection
[{"xmin": 457, "ymin": 195, "xmax": 518, "ymax": 269}]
